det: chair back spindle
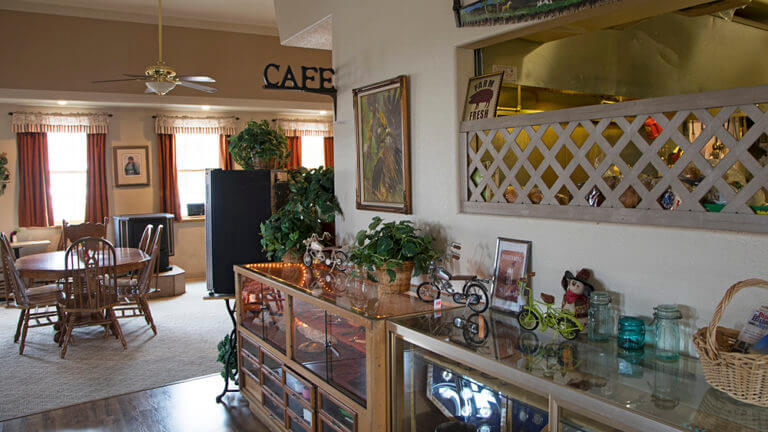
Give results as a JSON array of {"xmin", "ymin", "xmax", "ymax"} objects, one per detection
[
  {"xmin": 62, "ymin": 237, "xmax": 118, "ymax": 313},
  {"xmin": 138, "ymin": 224, "xmax": 154, "ymax": 255}
]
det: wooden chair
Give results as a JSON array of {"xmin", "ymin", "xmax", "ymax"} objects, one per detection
[
  {"xmin": 115, "ymin": 225, "xmax": 162, "ymax": 335},
  {"xmin": 0, "ymin": 232, "xmax": 60, "ymax": 355},
  {"xmin": 58, "ymin": 217, "xmax": 109, "ymax": 251},
  {"xmin": 59, "ymin": 237, "xmax": 126, "ymax": 358},
  {"xmin": 138, "ymin": 224, "xmax": 154, "ymax": 255},
  {"xmin": 1, "ymin": 232, "xmax": 15, "ymax": 306}
]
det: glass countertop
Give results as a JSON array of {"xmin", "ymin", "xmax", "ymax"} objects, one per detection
[
  {"xmin": 237, "ymin": 263, "xmax": 459, "ymax": 320},
  {"xmin": 389, "ymin": 307, "xmax": 768, "ymax": 432}
]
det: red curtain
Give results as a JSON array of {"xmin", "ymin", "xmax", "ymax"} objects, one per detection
[
  {"xmin": 158, "ymin": 134, "xmax": 182, "ymax": 221},
  {"xmin": 219, "ymin": 134, "xmax": 233, "ymax": 170},
  {"xmin": 286, "ymin": 136, "xmax": 302, "ymax": 169},
  {"xmin": 85, "ymin": 133, "xmax": 109, "ymax": 223},
  {"xmin": 323, "ymin": 137, "xmax": 334, "ymax": 168},
  {"xmin": 17, "ymin": 132, "xmax": 54, "ymax": 227}
]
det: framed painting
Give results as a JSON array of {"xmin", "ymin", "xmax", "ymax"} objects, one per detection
[
  {"xmin": 491, "ymin": 237, "xmax": 532, "ymax": 313},
  {"xmin": 353, "ymin": 75, "xmax": 412, "ymax": 213},
  {"xmin": 462, "ymin": 72, "xmax": 503, "ymax": 122},
  {"xmin": 113, "ymin": 146, "xmax": 150, "ymax": 187},
  {"xmin": 454, "ymin": 0, "xmax": 616, "ymax": 27}
]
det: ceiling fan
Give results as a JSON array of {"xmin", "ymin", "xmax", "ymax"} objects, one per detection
[{"xmin": 92, "ymin": 0, "xmax": 216, "ymax": 95}]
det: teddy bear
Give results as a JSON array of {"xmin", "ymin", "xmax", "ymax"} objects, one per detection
[{"xmin": 561, "ymin": 269, "xmax": 594, "ymax": 326}]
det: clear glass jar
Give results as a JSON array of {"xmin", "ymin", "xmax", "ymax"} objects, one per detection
[
  {"xmin": 653, "ymin": 304, "xmax": 682, "ymax": 361},
  {"xmin": 617, "ymin": 316, "xmax": 645, "ymax": 350},
  {"xmin": 588, "ymin": 292, "xmax": 612, "ymax": 342}
]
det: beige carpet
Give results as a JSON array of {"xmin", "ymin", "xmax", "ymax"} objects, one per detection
[{"xmin": 0, "ymin": 281, "xmax": 231, "ymax": 421}]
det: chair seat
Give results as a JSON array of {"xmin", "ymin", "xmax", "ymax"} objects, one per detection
[{"xmin": 26, "ymin": 284, "xmax": 60, "ymax": 306}]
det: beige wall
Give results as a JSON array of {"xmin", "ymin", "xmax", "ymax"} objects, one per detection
[
  {"xmin": 276, "ymin": 0, "xmax": 768, "ymax": 355},
  {"xmin": 0, "ymin": 10, "xmax": 331, "ymax": 102}
]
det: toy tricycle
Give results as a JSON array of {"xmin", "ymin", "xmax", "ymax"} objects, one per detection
[
  {"xmin": 302, "ymin": 233, "xmax": 348, "ymax": 272},
  {"xmin": 416, "ymin": 242, "xmax": 490, "ymax": 313},
  {"xmin": 516, "ymin": 273, "xmax": 583, "ymax": 340}
]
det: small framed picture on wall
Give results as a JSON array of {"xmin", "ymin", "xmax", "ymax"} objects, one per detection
[
  {"xmin": 462, "ymin": 72, "xmax": 503, "ymax": 122},
  {"xmin": 491, "ymin": 237, "xmax": 531, "ymax": 314},
  {"xmin": 114, "ymin": 146, "xmax": 149, "ymax": 187}
]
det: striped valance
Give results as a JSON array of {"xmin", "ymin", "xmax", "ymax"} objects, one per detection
[
  {"xmin": 155, "ymin": 115, "xmax": 239, "ymax": 135},
  {"xmin": 11, "ymin": 112, "xmax": 110, "ymax": 134},
  {"xmin": 275, "ymin": 119, "xmax": 333, "ymax": 137}
]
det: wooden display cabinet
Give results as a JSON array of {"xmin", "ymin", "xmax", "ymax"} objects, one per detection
[{"xmin": 234, "ymin": 263, "xmax": 456, "ymax": 432}]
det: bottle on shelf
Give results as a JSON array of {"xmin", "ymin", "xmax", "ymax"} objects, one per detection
[{"xmin": 732, "ymin": 306, "xmax": 768, "ymax": 353}]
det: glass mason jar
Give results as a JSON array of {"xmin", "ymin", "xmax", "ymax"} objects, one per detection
[
  {"xmin": 617, "ymin": 316, "xmax": 645, "ymax": 350},
  {"xmin": 653, "ymin": 304, "xmax": 682, "ymax": 361},
  {"xmin": 588, "ymin": 292, "xmax": 612, "ymax": 342}
]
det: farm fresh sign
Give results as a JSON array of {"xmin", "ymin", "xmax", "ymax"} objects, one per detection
[{"xmin": 462, "ymin": 72, "xmax": 503, "ymax": 122}]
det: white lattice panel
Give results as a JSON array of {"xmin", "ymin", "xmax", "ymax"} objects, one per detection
[{"xmin": 460, "ymin": 85, "xmax": 768, "ymax": 233}]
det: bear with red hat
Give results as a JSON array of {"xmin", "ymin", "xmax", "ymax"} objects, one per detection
[{"xmin": 561, "ymin": 268, "xmax": 594, "ymax": 326}]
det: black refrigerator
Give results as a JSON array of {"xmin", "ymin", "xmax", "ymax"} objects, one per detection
[{"xmin": 205, "ymin": 169, "xmax": 289, "ymax": 295}]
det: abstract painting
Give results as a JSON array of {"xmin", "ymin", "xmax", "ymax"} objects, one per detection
[
  {"xmin": 354, "ymin": 75, "xmax": 411, "ymax": 213},
  {"xmin": 454, "ymin": 0, "xmax": 616, "ymax": 27}
]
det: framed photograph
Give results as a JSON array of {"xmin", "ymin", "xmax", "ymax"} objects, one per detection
[
  {"xmin": 462, "ymin": 72, "xmax": 503, "ymax": 122},
  {"xmin": 491, "ymin": 237, "xmax": 532, "ymax": 313},
  {"xmin": 353, "ymin": 75, "xmax": 411, "ymax": 213},
  {"xmin": 113, "ymin": 146, "xmax": 149, "ymax": 187}
]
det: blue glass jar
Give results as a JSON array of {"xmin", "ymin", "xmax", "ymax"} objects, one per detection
[
  {"xmin": 618, "ymin": 316, "xmax": 645, "ymax": 350},
  {"xmin": 653, "ymin": 304, "xmax": 682, "ymax": 361},
  {"xmin": 588, "ymin": 292, "xmax": 612, "ymax": 342}
]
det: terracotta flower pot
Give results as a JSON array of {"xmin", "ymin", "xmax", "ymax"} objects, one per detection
[
  {"xmin": 253, "ymin": 157, "xmax": 278, "ymax": 170},
  {"xmin": 374, "ymin": 261, "xmax": 414, "ymax": 294}
]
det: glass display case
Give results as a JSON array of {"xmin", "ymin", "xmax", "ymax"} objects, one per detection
[
  {"xmin": 389, "ymin": 308, "xmax": 768, "ymax": 432},
  {"xmin": 239, "ymin": 273, "xmax": 287, "ymax": 354}
]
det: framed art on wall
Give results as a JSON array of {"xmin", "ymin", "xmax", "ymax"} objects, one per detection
[
  {"xmin": 113, "ymin": 146, "xmax": 149, "ymax": 187},
  {"xmin": 491, "ymin": 237, "xmax": 531, "ymax": 313},
  {"xmin": 462, "ymin": 72, "xmax": 503, "ymax": 122},
  {"xmin": 353, "ymin": 75, "xmax": 412, "ymax": 213}
]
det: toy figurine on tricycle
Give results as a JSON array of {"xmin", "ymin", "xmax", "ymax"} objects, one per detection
[
  {"xmin": 416, "ymin": 242, "xmax": 491, "ymax": 313},
  {"xmin": 302, "ymin": 233, "xmax": 348, "ymax": 272},
  {"xmin": 516, "ymin": 273, "xmax": 583, "ymax": 340}
]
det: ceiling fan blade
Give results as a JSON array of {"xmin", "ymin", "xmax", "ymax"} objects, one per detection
[
  {"xmin": 123, "ymin": 73, "xmax": 148, "ymax": 78},
  {"xmin": 92, "ymin": 78, "xmax": 141, "ymax": 83},
  {"xmin": 177, "ymin": 81, "xmax": 217, "ymax": 93},
  {"xmin": 177, "ymin": 75, "xmax": 216, "ymax": 83},
  {"xmin": 145, "ymin": 87, "xmax": 155, "ymax": 93}
]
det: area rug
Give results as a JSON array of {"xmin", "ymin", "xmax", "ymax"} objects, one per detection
[{"xmin": 0, "ymin": 281, "xmax": 231, "ymax": 421}]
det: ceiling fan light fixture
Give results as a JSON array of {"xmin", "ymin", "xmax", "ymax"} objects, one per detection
[{"xmin": 146, "ymin": 81, "xmax": 176, "ymax": 95}]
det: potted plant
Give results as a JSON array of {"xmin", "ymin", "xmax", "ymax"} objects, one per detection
[
  {"xmin": 228, "ymin": 120, "xmax": 289, "ymax": 169},
  {"xmin": 0, "ymin": 152, "xmax": 9, "ymax": 196},
  {"xmin": 349, "ymin": 217, "xmax": 440, "ymax": 294},
  {"xmin": 260, "ymin": 167, "xmax": 342, "ymax": 262}
]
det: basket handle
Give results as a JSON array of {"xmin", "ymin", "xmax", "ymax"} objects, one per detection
[{"xmin": 706, "ymin": 278, "xmax": 768, "ymax": 359}]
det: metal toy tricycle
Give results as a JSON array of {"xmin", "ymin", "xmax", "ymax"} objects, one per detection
[
  {"xmin": 302, "ymin": 233, "xmax": 348, "ymax": 272},
  {"xmin": 516, "ymin": 273, "xmax": 583, "ymax": 340},
  {"xmin": 416, "ymin": 242, "xmax": 491, "ymax": 313}
]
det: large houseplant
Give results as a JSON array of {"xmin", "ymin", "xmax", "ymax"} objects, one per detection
[
  {"xmin": 260, "ymin": 167, "xmax": 342, "ymax": 261},
  {"xmin": 228, "ymin": 120, "xmax": 289, "ymax": 169},
  {"xmin": 349, "ymin": 217, "xmax": 440, "ymax": 293}
]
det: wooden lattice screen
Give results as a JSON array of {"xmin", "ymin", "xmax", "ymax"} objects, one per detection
[{"xmin": 460, "ymin": 85, "xmax": 768, "ymax": 233}]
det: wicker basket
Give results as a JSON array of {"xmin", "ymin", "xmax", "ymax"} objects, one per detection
[
  {"xmin": 374, "ymin": 261, "xmax": 414, "ymax": 295},
  {"xmin": 692, "ymin": 278, "xmax": 768, "ymax": 407}
]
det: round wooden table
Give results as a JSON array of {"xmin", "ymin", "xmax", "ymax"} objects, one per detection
[{"xmin": 15, "ymin": 247, "xmax": 150, "ymax": 280}]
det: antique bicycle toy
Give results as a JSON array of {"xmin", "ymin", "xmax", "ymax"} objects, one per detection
[
  {"xmin": 302, "ymin": 233, "xmax": 348, "ymax": 272},
  {"xmin": 516, "ymin": 273, "xmax": 583, "ymax": 340},
  {"xmin": 416, "ymin": 242, "xmax": 491, "ymax": 313}
]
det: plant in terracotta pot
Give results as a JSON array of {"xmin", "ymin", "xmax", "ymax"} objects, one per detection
[
  {"xmin": 260, "ymin": 167, "xmax": 342, "ymax": 262},
  {"xmin": 228, "ymin": 120, "xmax": 289, "ymax": 169},
  {"xmin": 349, "ymin": 217, "xmax": 440, "ymax": 294}
]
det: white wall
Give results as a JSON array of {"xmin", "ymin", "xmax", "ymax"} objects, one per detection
[{"xmin": 278, "ymin": 0, "xmax": 768, "ymax": 353}]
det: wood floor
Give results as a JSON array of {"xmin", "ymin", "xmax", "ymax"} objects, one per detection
[{"xmin": 0, "ymin": 375, "xmax": 272, "ymax": 432}]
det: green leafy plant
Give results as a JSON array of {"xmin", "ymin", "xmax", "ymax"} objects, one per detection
[
  {"xmin": 0, "ymin": 152, "xmax": 9, "ymax": 196},
  {"xmin": 228, "ymin": 120, "xmax": 289, "ymax": 169},
  {"xmin": 349, "ymin": 217, "xmax": 440, "ymax": 282},
  {"xmin": 260, "ymin": 167, "xmax": 342, "ymax": 260},
  {"xmin": 216, "ymin": 334, "xmax": 238, "ymax": 380}
]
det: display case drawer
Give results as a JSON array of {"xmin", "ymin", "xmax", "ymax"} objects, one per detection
[
  {"xmin": 261, "ymin": 366, "xmax": 284, "ymax": 400},
  {"xmin": 288, "ymin": 412, "xmax": 313, "ymax": 432},
  {"xmin": 262, "ymin": 390, "xmax": 286, "ymax": 425},
  {"xmin": 319, "ymin": 390, "xmax": 357, "ymax": 432},
  {"xmin": 285, "ymin": 368, "xmax": 315, "ymax": 407},
  {"xmin": 240, "ymin": 353, "xmax": 260, "ymax": 383},
  {"xmin": 262, "ymin": 349, "xmax": 283, "ymax": 378},
  {"xmin": 287, "ymin": 390, "xmax": 315, "ymax": 430},
  {"xmin": 320, "ymin": 413, "xmax": 347, "ymax": 432},
  {"xmin": 240, "ymin": 366, "xmax": 260, "ymax": 399},
  {"xmin": 240, "ymin": 332, "xmax": 261, "ymax": 362}
]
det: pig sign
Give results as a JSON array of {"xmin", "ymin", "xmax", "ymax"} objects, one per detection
[{"xmin": 462, "ymin": 72, "xmax": 503, "ymax": 122}]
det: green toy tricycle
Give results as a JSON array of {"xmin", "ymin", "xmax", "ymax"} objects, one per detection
[{"xmin": 516, "ymin": 273, "xmax": 583, "ymax": 340}]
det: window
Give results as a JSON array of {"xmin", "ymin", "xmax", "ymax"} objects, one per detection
[
  {"xmin": 176, "ymin": 133, "xmax": 220, "ymax": 218},
  {"xmin": 300, "ymin": 135, "xmax": 325, "ymax": 169},
  {"xmin": 48, "ymin": 132, "xmax": 87, "ymax": 223}
]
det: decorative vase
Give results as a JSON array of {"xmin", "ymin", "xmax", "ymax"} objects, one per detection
[{"xmin": 374, "ymin": 261, "xmax": 414, "ymax": 295}]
